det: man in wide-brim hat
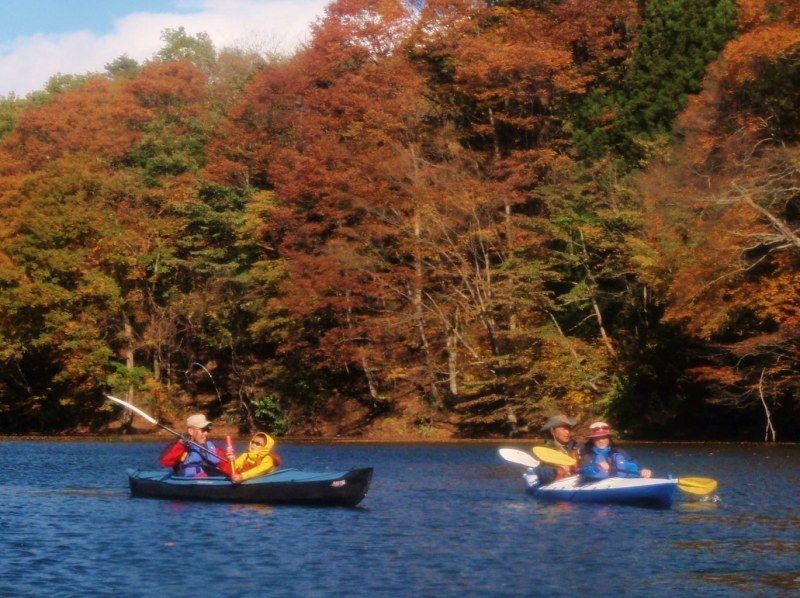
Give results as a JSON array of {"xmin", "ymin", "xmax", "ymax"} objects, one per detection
[{"xmin": 536, "ymin": 413, "xmax": 583, "ymax": 483}]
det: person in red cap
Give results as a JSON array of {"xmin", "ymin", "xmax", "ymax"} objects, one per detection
[
  {"xmin": 579, "ymin": 421, "xmax": 652, "ymax": 481},
  {"xmin": 159, "ymin": 413, "xmax": 232, "ymax": 478}
]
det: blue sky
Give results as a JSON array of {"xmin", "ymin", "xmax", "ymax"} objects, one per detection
[
  {"xmin": 0, "ymin": 0, "xmax": 329, "ymax": 97},
  {"xmin": 0, "ymin": 1, "xmax": 185, "ymax": 42}
]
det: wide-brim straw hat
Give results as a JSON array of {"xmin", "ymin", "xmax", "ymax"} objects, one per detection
[{"xmin": 540, "ymin": 414, "xmax": 577, "ymax": 431}]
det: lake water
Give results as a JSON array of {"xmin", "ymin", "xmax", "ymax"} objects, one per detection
[{"xmin": 0, "ymin": 441, "xmax": 798, "ymax": 596}]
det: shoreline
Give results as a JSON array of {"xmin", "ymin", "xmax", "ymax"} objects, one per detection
[{"xmin": 0, "ymin": 433, "xmax": 796, "ymax": 445}]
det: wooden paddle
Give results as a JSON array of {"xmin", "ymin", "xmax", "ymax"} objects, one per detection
[
  {"xmin": 498, "ymin": 448, "xmax": 540, "ymax": 468},
  {"xmin": 532, "ymin": 445, "xmax": 718, "ymax": 495}
]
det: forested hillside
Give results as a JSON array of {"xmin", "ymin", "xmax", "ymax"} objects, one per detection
[{"xmin": 0, "ymin": 0, "xmax": 798, "ymax": 440}]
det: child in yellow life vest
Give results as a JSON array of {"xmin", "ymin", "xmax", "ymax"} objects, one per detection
[{"xmin": 226, "ymin": 432, "xmax": 281, "ymax": 484}]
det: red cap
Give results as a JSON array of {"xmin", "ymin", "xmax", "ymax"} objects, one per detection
[{"xmin": 587, "ymin": 421, "xmax": 612, "ymax": 439}]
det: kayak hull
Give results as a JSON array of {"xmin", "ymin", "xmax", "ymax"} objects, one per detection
[
  {"xmin": 524, "ymin": 473, "xmax": 678, "ymax": 509},
  {"xmin": 127, "ymin": 467, "xmax": 373, "ymax": 507}
]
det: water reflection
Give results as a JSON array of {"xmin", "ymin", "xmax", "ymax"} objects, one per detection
[
  {"xmin": 227, "ymin": 503, "xmax": 275, "ymax": 516},
  {"xmin": 694, "ymin": 571, "xmax": 800, "ymax": 594}
]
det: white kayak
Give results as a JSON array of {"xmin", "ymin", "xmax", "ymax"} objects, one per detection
[{"xmin": 524, "ymin": 472, "xmax": 678, "ymax": 509}]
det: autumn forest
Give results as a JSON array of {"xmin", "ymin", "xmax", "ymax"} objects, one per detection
[{"xmin": 0, "ymin": 0, "xmax": 798, "ymax": 440}]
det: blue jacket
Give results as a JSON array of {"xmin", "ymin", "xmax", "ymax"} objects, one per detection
[
  {"xmin": 579, "ymin": 445, "xmax": 642, "ymax": 481},
  {"xmin": 160, "ymin": 439, "xmax": 225, "ymax": 477},
  {"xmin": 182, "ymin": 441, "xmax": 224, "ymax": 477}
]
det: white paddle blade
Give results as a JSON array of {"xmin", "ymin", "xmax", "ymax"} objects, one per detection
[
  {"xmin": 499, "ymin": 448, "xmax": 540, "ymax": 468},
  {"xmin": 104, "ymin": 393, "xmax": 158, "ymax": 425}
]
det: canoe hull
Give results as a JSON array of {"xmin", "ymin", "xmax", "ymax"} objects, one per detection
[
  {"xmin": 524, "ymin": 473, "xmax": 677, "ymax": 509},
  {"xmin": 128, "ymin": 467, "xmax": 373, "ymax": 507}
]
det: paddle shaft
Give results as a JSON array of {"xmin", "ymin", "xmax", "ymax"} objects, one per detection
[
  {"xmin": 104, "ymin": 393, "xmax": 226, "ymax": 466},
  {"xmin": 226, "ymin": 435, "xmax": 237, "ymax": 476}
]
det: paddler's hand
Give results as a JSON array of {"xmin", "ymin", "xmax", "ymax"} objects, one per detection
[
  {"xmin": 599, "ymin": 461, "xmax": 610, "ymax": 472},
  {"xmin": 640, "ymin": 468, "xmax": 652, "ymax": 478},
  {"xmin": 231, "ymin": 473, "xmax": 243, "ymax": 484},
  {"xmin": 225, "ymin": 446, "xmax": 235, "ymax": 460}
]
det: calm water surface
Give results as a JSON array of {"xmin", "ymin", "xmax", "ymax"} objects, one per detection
[{"xmin": 0, "ymin": 441, "xmax": 798, "ymax": 596}]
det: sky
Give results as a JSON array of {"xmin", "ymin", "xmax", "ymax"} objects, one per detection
[{"xmin": 0, "ymin": 0, "xmax": 330, "ymax": 97}]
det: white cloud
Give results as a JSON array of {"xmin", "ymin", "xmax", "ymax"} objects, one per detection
[{"xmin": 0, "ymin": 0, "xmax": 330, "ymax": 97}]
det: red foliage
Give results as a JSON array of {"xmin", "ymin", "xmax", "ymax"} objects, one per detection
[{"xmin": 1, "ymin": 78, "xmax": 148, "ymax": 171}]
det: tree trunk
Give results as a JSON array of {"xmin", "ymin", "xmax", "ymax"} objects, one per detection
[
  {"xmin": 344, "ymin": 290, "xmax": 382, "ymax": 408},
  {"xmin": 742, "ymin": 194, "xmax": 800, "ymax": 251},
  {"xmin": 548, "ymin": 311, "xmax": 600, "ymax": 392},
  {"xmin": 592, "ymin": 298, "xmax": 617, "ymax": 357},
  {"xmin": 409, "ymin": 145, "xmax": 442, "ymax": 405},
  {"xmin": 758, "ymin": 368, "xmax": 777, "ymax": 442},
  {"xmin": 447, "ymin": 328, "xmax": 459, "ymax": 397},
  {"xmin": 122, "ymin": 312, "xmax": 135, "ymax": 434},
  {"xmin": 488, "ymin": 107, "xmax": 516, "ymax": 331}
]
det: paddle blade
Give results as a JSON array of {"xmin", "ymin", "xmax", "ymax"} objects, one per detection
[
  {"xmin": 499, "ymin": 448, "xmax": 540, "ymax": 468},
  {"xmin": 104, "ymin": 393, "xmax": 158, "ymax": 425},
  {"xmin": 677, "ymin": 477, "xmax": 718, "ymax": 495},
  {"xmin": 532, "ymin": 446, "xmax": 576, "ymax": 467}
]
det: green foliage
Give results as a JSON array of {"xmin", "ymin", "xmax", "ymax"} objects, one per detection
[
  {"xmin": 573, "ymin": 0, "xmax": 738, "ymax": 164},
  {"xmin": 128, "ymin": 117, "xmax": 207, "ymax": 180},
  {"xmin": 0, "ymin": 95, "xmax": 26, "ymax": 141},
  {"xmin": 251, "ymin": 393, "xmax": 290, "ymax": 435},
  {"xmin": 105, "ymin": 54, "xmax": 140, "ymax": 80},
  {"xmin": 44, "ymin": 72, "xmax": 93, "ymax": 95},
  {"xmin": 106, "ymin": 361, "xmax": 152, "ymax": 394},
  {"xmin": 21, "ymin": 72, "xmax": 94, "ymax": 108},
  {"xmin": 157, "ymin": 27, "xmax": 216, "ymax": 72},
  {"xmin": 618, "ymin": 0, "xmax": 737, "ymax": 158}
]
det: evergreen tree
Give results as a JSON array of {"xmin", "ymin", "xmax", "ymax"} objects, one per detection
[
  {"xmin": 573, "ymin": 0, "xmax": 738, "ymax": 164},
  {"xmin": 616, "ymin": 0, "xmax": 738, "ymax": 161}
]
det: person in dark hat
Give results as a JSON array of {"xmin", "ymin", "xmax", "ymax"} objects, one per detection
[
  {"xmin": 579, "ymin": 421, "xmax": 652, "ymax": 481},
  {"xmin": 535, "ymin": 414, "xmax": 583, "ymax": 484}
]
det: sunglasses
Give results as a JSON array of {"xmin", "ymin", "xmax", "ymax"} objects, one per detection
[{"xmin": 250, "ymin": 440, "xmax": 265, "ymax": 447}]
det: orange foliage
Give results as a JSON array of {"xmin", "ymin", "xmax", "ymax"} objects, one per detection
[
  {"xmin": 737, "ymin": 0, "xmax": 800, "ymax": 31},
  {"xmin": 721, "ymin": 23, "xmax": 800, "ymax": 85},
  {"xmin": 125, "ymin": 60, "xmax": 207, "ymax": 111},
  {"xmin": 676, "ymin": 4, "xmax": 800, "ymax": 166},
  {"xmin": 638, "ymin": 2, "xmax": 800, "ymax": 408},
  {"xmin": 1, "ymin": 78, "xmax": 147, "ymax": 171}
]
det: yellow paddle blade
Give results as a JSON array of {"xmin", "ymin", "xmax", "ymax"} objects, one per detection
[
  {"xmin": 677, "ymin": 477, "xmax": 718, "ymax": 495},
  {"xmin": 532, "ymin": 446, "xmax": 576, "ymax": 467}
]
